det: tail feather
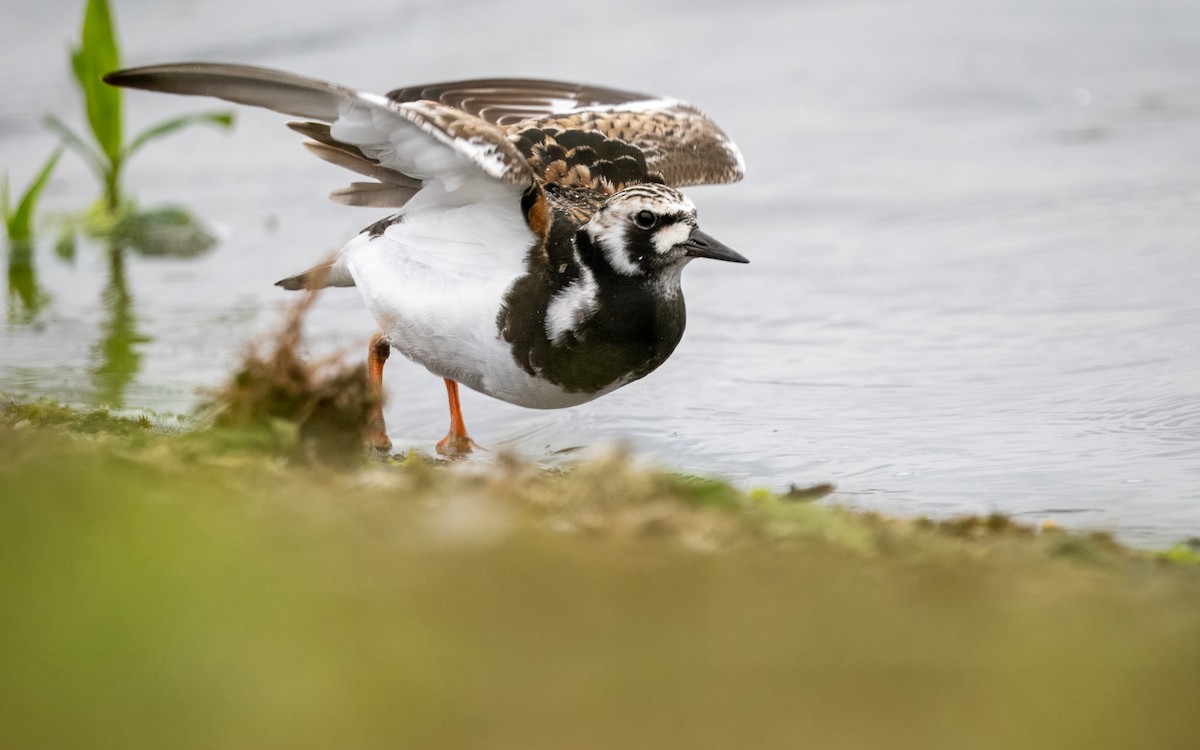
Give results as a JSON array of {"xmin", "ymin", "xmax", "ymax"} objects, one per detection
[
  {"xmin": 275, "ymin": 260, "xmax": 355, "ymax": 291},
  {"xmin": 329, "ymin": 182, "xmax": 418, "ymax": 208}
]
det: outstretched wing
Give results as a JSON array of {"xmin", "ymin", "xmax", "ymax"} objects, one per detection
[
  {"xmin": 385, "ymin": 78, "xmax": 746, "ymax": 189},
  {"xmin": 105, "ymin": 63, "xmax": 544, "ymax": 290},
  {"xmin": 104, "ymin": 63, "xmax": 535, "ymax": 189}
]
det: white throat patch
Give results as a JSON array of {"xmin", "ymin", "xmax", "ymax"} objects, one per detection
[{"xmin": 652, "ymin": 222, "xmax": 692, "ymax": 255}]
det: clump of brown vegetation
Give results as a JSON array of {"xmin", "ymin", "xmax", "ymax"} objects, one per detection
[{"xmin": 204, "ymin": 291, "xmax": 379, "ymax": 464}]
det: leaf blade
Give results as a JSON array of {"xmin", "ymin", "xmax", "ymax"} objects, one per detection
[
  {"xmin": 71, "ymin": 0, "xmax": 122, "ymax": 167},
  {"xmin": 5, "ymin": 148, "xmax": 64, "ymax": 243},
  {"xmin": 124, "ymin": 111, "xmax": 235, "ymax": 160},
  {"xmin": 43, "ymin": 115, "xmax": 108, "ymax": 181}
]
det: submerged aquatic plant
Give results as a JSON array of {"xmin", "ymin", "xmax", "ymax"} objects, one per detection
[{"xmin": 45, "ymin": 0, "xmax": 233, "ymax": 216}]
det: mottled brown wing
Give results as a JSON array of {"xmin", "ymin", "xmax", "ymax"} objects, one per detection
[
  {"xmin": 511, "ymin": 105, "xmax": 745, "ymax": 190},
  {"xmin": 386, "ymin": 78, "xmax": 745, "ymax": 189},
  {"xmin": 386, "ymin": 78, "xmax": 652, "ymax": 126}
]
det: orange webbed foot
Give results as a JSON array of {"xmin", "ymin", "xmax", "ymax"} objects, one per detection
[{"xmin": 435, "ymin": 432, "xmax": 480, "ymax": 459}]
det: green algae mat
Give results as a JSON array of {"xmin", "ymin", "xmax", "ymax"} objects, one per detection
[{"xmin": 2, "ymin": 402, "xmax": 1199, "ymax": 749}]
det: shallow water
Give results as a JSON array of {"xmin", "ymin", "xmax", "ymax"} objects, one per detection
[{"xmin": 2, "ymin": 0, "xmax": 1198, "ymax": 546}]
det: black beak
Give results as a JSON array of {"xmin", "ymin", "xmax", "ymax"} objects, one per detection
[{"xmin": 681, "ymin": 228, "xmax": 749, "ymax": 263}]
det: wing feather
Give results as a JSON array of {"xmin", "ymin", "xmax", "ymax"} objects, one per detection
[
  {"xmin": 386, "ymin": 77, "xmax": 744, "ymax": 188},
  {"xmin": 298, "ymin": 133, "xmax": 422, "ymax": 188},
  {"xmin": 386, "ymin": 78, "xmax": 651, "ymax": 125},
  {"xmin": 104, "ymin": 63, "xmax": 534, "ymax": 186},
  {"xmin": 511, "ymin": 105, "xmax": 744, "ymax": 188}
]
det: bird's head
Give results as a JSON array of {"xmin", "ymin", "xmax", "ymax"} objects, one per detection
[{"xmin": 582, "ymin": 183, "xmax": 747, "ymax": 278}]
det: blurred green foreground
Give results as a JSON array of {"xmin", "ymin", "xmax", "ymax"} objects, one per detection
[{"xmin": 2, "ymin": 404, "xmax": 1199, "ymax": 750}]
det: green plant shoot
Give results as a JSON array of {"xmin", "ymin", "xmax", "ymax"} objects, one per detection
[
  {"xmin": 48, "ymin": 0, "xmax": 234, "ymax": 215},
  {"xmin": 3, "ymin": 149, "xmax": 63, "ymax": 246}
]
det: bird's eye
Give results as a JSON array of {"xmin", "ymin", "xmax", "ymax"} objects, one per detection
[{"xmin": 634, "ymin": 210, "xmax": 657, "ymax": 229}]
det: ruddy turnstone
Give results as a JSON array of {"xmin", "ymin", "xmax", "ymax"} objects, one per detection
[{"xmin": 104, "ymin": 63, "xmax": 747, "ymax": 456}]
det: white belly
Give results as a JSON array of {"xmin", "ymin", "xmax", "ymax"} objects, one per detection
[{"xmin": 344, "ymin": 227, "xmax": 605, "ymax": 409}]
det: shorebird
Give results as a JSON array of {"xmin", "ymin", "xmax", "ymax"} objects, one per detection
[{"xmin": 105, "ymin": 63, "xmax": 747, "ymax": 456}]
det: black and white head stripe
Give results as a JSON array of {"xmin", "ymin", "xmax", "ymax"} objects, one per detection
[{"xmin": 583, "ymin": 184, "xmax": 698, "ymax": 276}]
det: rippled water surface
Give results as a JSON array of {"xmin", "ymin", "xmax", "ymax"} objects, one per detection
[{"xmin": 3, "ymin": 0, "xmax": 1198, "ymax": 545}]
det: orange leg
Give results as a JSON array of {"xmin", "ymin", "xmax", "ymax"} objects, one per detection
[
  {"xmin": 364, "ymin": 333, "xmax": 391, "ymax": 452},
  {"xmin": 435, "ymin": 379, "xmax": 478, "ymax": 458}
]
